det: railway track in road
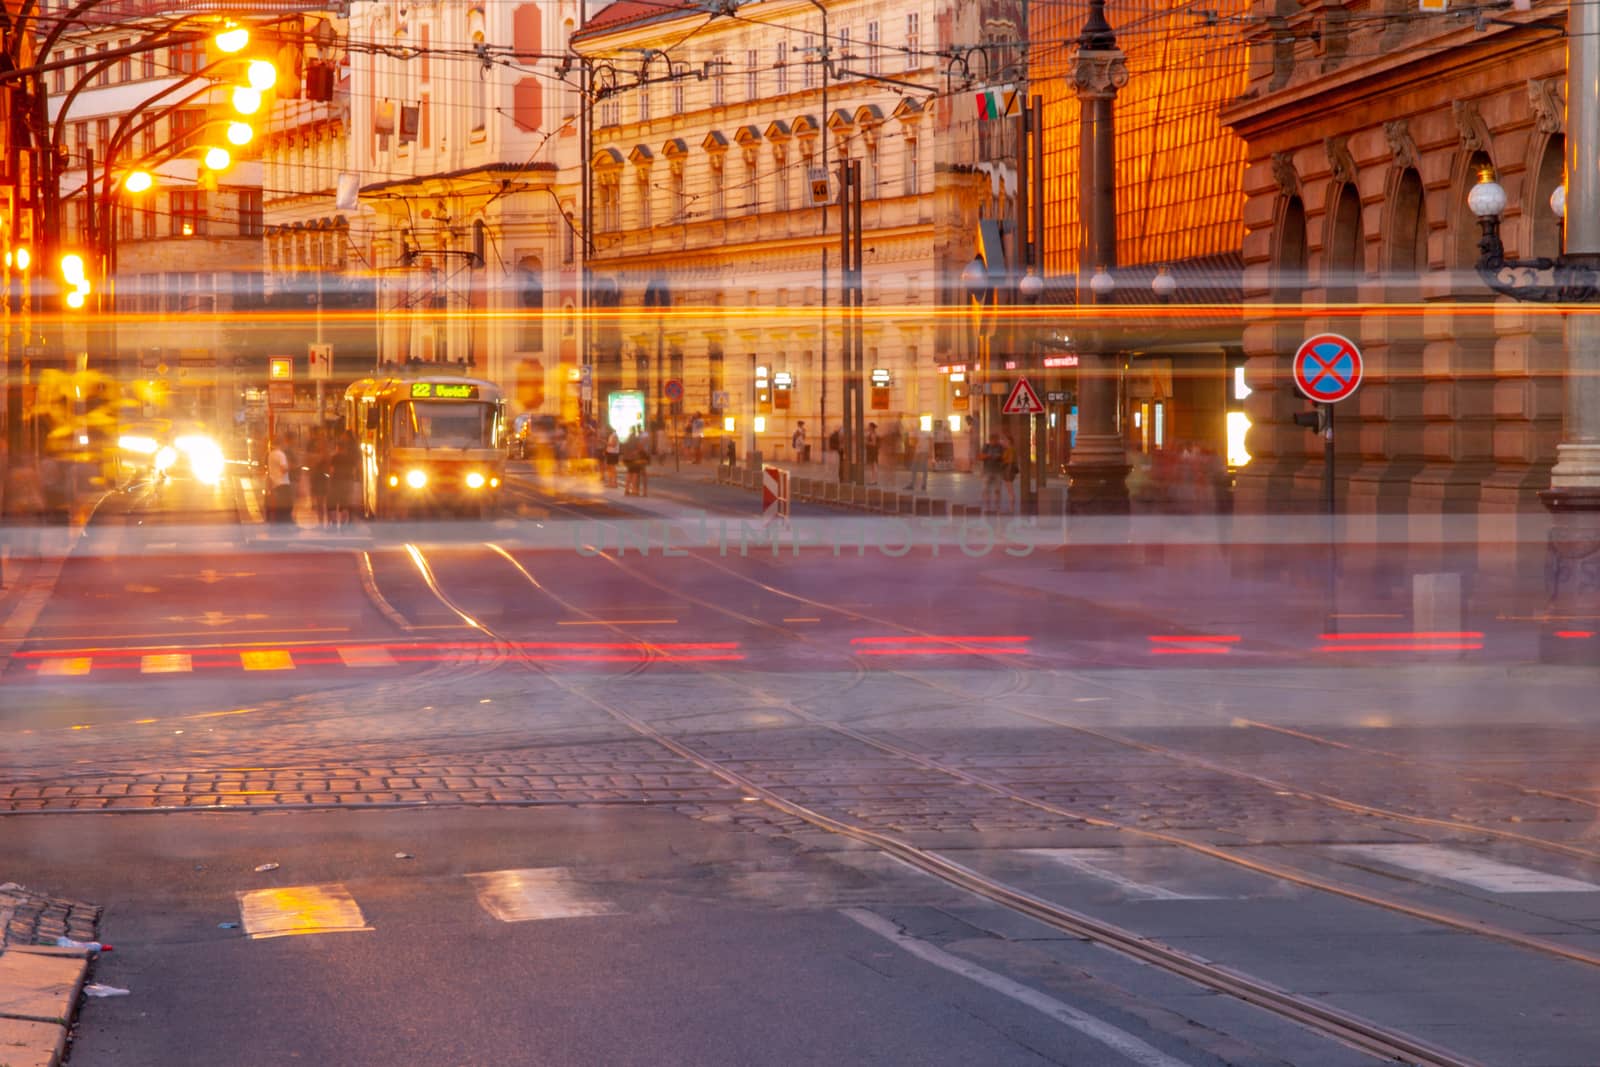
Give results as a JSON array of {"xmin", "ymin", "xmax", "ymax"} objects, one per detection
[{"xmin": 395, "ymin": 538, "xmax": 1510, "ymax": 1067}]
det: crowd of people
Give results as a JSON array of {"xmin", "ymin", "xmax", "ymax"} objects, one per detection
[{"xmin": 262, "ymin": 427, "xmax": 361, "ymax": 528}]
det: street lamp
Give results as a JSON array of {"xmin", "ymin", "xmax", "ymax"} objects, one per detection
[
  {"xmin": 1089, "ymin": 265, "xmax": 1115, "ymax": 298},
  {"xmin": 1470, "ymin": 171, "xmax": 1598, "ymax": 300},
  {"xmin": 1018, "ymin": 269, "xmax": 1044, "ymax": 302}
]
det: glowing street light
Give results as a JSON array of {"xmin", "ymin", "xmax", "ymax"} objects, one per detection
[
  {"xmin": 203, "ymin": 146, "xmax": 231, "ymax": 170},
  {"xmin": 66, "ymin": 289, "xmax": 87, "ymax": 309},
  {"xmin": 232, "ymin": 86, "xmax": 262, "ymax": 115},
  {"xmin": 60, "ymin": 253, "xmax": 86, "ymax": 285},
  {"xmin": 123, "ymin": 170, "xmax": 153, "ymax": 193},
  {"xmin": 226, "ymin": 121, "xmax": 253, "ymax": 146},
  {"xmin": 246, "ymin": 59, "xmax": 277, "ymax": 91},
  {"xmin": 214, "ymin": 26, "xmax": 249, "ymax": 54},
  {"xmin": 14, "ymin": 247, "xmax": 31, "ymax": 271}
]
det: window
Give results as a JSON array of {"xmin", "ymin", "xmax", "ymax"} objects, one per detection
[
  {"xmin": 516, "ymin": 257, "xmax": 544, "ymax": 352},
  {"xmin": 142, "ymin": 51, "xmax": 155, "ymax": 79},
  {"xmin": 95, "ymin": 119, "xmax": 109, "ymax": 153},
  {"xmin": 670, "ymin": 163, "xmax": 685, "ymax": 222},
  {"xmin": 53, "ymin": 64, "xmax": 64, "ymax": 93},
  {"xmin": 141, "ymin": 200, "xmax": 157, "ymax": 239},
  {"xmin": 238, "ymin": 190, "xmax": 263, "ymax": 236},
  {"xmin": 142, "ymin": 126, "xmax": 155, "ymax": 157},
  {"xmin": 118, "ymin": 40, "xmax": 131, "ymax": 83},
  {"xmin": 708, "ymin": 342, "xmax": 725, "ymax": 411},
  {"xmin": 906, "ymin": 13, "xmax": 919, "ymax": 71},
  {"xmin": 773, "ymin": 145, "xmax": 788, "ymax": 212},
  {"xmin": 94, "ymin": 43, "xmax": 108, "ymax": 86},
  {"xmin": 639, "ymin": 84, "xmax": 651, "ymax": 123},
  {"xmin": 473, "ymin": 51, "xmax": 489, "ymax": 130},
  {"xmin": 746, "ymin": 50, "xmax": 757, "ymax": 100},
  {"xmin": 903, "ymin": 135, "xmax": 919, "ymax": 196},
  {"xmin": 170, "ymin": 190, "xmax": 205, "ymax": 236},
  {"xmin": 867, "ymin": 21, "xmax": 880, "ymax": 75},
  {"xmin": 72, "ymin": 123, "xmax": 87, "ymax": 159},
  {"xmin": 743, "ymin": 150, "xmax": 758, "ymax": 214},
  {"xmin": 839, "ymin": 27, "xmax": 850, "ymax": 75},
  {"xmin": 563, "ymin": 212, "xmax": 576, "ymax": 264},
  {"xmin": 803, "ymin": 36, "xmax": 815, "ymax": 89},
  {"xmin": 776, "ymin": 43, "xmax": 787, "ymax": 95},
  {"xmin": 865, "ymin": 137, "xmax": 878, "ymax": 198},
  {"xmin": 171, "ymin": 39, "xmax": 202, "ymax": 74},
  {"xmin": 171, "ymin": 109, "xmax": 204, "ymax": 149},
  {"xmin": 712, "ymin": 54, "xmax": 725, "ymax": 105},
  {"xmin": 637, "ymin": 170, "xmax": 652, "ymax": 228},
  {"xmin": 598, "ymin": 175, "xmax": 620, "ymax": 232},
  {"xmin": 420, "ymin": 24, "xmax": 431, "ymax": 82},
  {"xmin": 710, "ymin": 154, "xmax": 725, "ymax": 217},
  {"xmin": 673, "ymin": 77, "xmax": 684, "ymax": 114}
]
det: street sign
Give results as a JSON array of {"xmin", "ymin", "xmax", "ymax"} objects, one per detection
[
  {"xmin": 1001, "ymin": 376, "xmax": 1045, "ymax": 415},
  {"xmin": 308, "ymin": 343, "xmax": 333, "ymax": 380},
  {"xmin": 663, "ymin": 378, "xmax": 683, "ymax": 401},
  {"xmin": 267, "ymin": 382, "xmax": 293, "ymax": 407},
  {"xmin": 762, "ymin": 465, "xmax": 790, "ymax": 525},
  {"xmin": 269, "ymin": 356, "xmax": 293, "ymax": 381},
  {"xmin": 807, "ymin": 168, "xmax": 831, "ymax": 206},
  {"xmin": 1292, "ymin": 333, "xmax": 1363, "ymax": 404}
]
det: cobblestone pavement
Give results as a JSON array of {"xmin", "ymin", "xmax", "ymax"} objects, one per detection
[{"xmin": 0, "ymin": 882, "xmax": 100, "ymax": 948}]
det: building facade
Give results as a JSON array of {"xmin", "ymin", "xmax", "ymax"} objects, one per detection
[
  {"xmin": 1223, "ymin": 0, "xmax": 1566, "ymax": 518},
  {"xmin": 574, "ymin": 0, "xmax": 1003, "ymax": 465}
]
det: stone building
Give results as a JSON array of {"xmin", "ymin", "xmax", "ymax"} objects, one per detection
[
  {"xmin": 342, "ymin": 0, "xmax": 585, "ymax": 419},
  {"xmin": 1222, "ymin": 0, "xmax": 1567, "ymax": 518},
  {"xmin": 573, "ymin": 0, "xmax": 998, "ymax": 465}
]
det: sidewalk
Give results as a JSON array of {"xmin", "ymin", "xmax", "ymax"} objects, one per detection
[{"xmin": 0, "ymin": 882, "xmax": 102, "ymax": 1067}]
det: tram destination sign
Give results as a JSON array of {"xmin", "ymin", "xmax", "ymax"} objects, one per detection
[{"xmin": 411, "ymin": 382, "xmax": 480, "ymax": 400}]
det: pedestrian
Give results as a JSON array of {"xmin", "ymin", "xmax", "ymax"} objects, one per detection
[
  {"xmin": 689, "ymin": 412, "xmax": 705, "ymax": 463},
  {"xmin": 904, "ymin": 426, "xmax": 929, "ymax": 492},
  {"xmin": 308, "ymin": 430, "xmax": 332, "ymax": 528},
  {"xmin": 865, "ymin": 422, "xmax": 879, "ymax": 484},
  {"xmin": 330, "ymin": 431, "xmax": 360, "ymax": 527},
  {"xmin": 266, "ymin": 434, "xmax": 294, "ymax": 526},
  {"xmin": 1000, "ymin": 432, "xmax": 1019, "ymax": 514},
  {"xmin": 979, "ymin": 431, "xmax": 1006, "ymax": 513},
  {"xmin": 623, "ymin": 431, "xmax": 649, "ymax": 496},
  {"xmin": 791, "ymin": 421, "xmax": 809, "ymax": 464},
  {"xmin": 603, "ymin": 427, "xmax": 621, "ymax": 487}
]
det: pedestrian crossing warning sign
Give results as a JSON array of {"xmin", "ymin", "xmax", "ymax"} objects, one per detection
[
  {"xmin": 808, "ymin": 168, "xmax": 830, "ymax": 206},
  {"xmin": 1001, "ymin": 377, "xmax": 1045, "ymax": 415}
]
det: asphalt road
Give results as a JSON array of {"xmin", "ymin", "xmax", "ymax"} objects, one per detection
[{"xmin": 3, "ymin": 465, "xmax": 1600, "ymax": 1065}]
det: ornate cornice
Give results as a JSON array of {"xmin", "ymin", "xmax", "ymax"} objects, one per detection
[
  {"xmin": 1325, "ymin": 135, "xmax": 1356, "ymax": 186},
  {"xmin": 1452, "ymin": 99, "xmax": 1492, "ymax": 155},
  {"xmin": 1072, "ymin": 49, "xmax": 1129, "ymax": 101},
  {"xmin": 1271, "ymin": 151, "xmax": 1300, "ymax": 198},
  {"xmin": 1384, "ymin": 119, "xmax": 1421, "ymax": 172}
]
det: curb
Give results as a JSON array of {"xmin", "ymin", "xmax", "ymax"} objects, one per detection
[{"xmin": 0, "ymin": 945, "xmax": 92, "ymax": 1067}]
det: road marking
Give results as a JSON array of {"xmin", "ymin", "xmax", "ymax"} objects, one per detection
[
  {"xmin": 841, "ymin": 908, "xmax": 1191, "ymax": 1067},
  {"xmin": 1021, "ymin": 848, "xmax": 1217, "ymax": 901},
  {"xmin": 237, "ymin": 883, "xmax": 373, "ymax": 940},
  {"xmin": 467, "ymin": 868, "xmax": 621, "ymax": 922},
  {"xmin": 240, "ymin": 650, "xmax": 294, "ymax": 671},
  {"xmin": 557, "ymin": 618, "xmax": 678, "ymax": 626},
  {"xmin": 1328, "ymin": 844, "xmax": 1600, "ymax": 894},
  {"xmin": 27, "ymin": 627, "xmax": 350, "ymax": 643},
  {"xmin": 140, "ymin": 653, "xmax": 191, "ymax": 674},
  {"xmin": 36, "ymin": 657, "xmax": 92, "ymax": 677},
  {"xmin": 784, "ymin": 617, "xmax": 822, "ymax": 623},
  {"xmin": 338, "ymin": 646, "xmax": 396, "ymax": 668}
]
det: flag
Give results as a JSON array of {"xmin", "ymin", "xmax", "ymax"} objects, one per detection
[{"xmin": 975, "ymin": 84, "xmax": 1016, "ymax": 122}]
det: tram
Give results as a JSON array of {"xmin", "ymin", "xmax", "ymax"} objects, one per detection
[{"xmin": 344, "ymin": 372, "xmax": 508, "ymax": 519}]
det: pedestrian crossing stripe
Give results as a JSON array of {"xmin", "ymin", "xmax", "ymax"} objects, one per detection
[
  {"xmin": 337, "ymin": 645, "xmax": 395, "ymax": 668},
  {"xmin": 468, "ymin": 868, "xmax": 622, "ymax": 922},
  {"xmin": 240, "ymin": 649, "xmax": 294, "ymax": 671},
  {"xmin": 237, "ymin": 883, "xmax": 373, "ymax": 940},
  {"xmin": 36, "ymin": 657, "xmax": 91, "ymax": 677},
  {"xmin": 1328, "ymin": 844, "xmax": 1600, "ymax": 894},
  {"xmin": 140, "ymin": 653, "xmax": 192, "ymax": 674}
]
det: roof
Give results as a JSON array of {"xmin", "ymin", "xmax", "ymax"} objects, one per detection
[
  {"xmin": 361, "ymin": 162, "xmax": 557, "ymax": 195},
  {"xmin": 573, "ymin": 0, "xmax": 701, "ymax": 40}
]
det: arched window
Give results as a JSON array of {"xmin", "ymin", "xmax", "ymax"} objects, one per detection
[
  {"xmin": 1327, "ymin": 185, "xmax": 1363, "ymax": 303},
  {"xmin": 1532, "ymin": 136, "xmax": 1565, "ymax": 260},
  {"xmin": 1390, "ymin": 168, "xmax": 1428, "ymax": 285},
  {"xmin": 1274, "ymin": 196, "xmax": 1307, "ymax": 303},
  {"xmin": 517, "ymin": 256, "xmax": 543, "ymax": 352}
]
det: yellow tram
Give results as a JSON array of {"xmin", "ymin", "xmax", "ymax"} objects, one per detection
[{"xmin": 344, "ymin": 373, "xmax": 508, "ymax": 519}]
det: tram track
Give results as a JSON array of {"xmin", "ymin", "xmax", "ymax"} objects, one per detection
[{"xmin": 393, "ymin": 538, "xmax": 1513, "ymax": 1067}]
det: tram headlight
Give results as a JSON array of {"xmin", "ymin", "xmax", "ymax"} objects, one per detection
[
  {"xmin": 388, "ymin": 474, "xmax": 399, "ymax": 488},
  {"xmin": 405, "ymin": 468, "xmax": 428, "ymax": 489},
  {"xmin": 465, "ymin": 471, "xmax": 486, "ymax": 490},
  {"xmin": 489, "ymin": 477, "xmax": 500, "ymax": 488}
]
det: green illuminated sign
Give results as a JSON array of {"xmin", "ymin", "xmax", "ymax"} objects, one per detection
[{"xmin": 410, "ymin": 382, "xmax": 479, "ymax": 399}]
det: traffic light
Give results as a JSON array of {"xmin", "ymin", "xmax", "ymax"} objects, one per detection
[
  {"xmin": 305, "ymin": 59, "xmax": 335, "ymax": 102},
  {"xmin": 1292, "ymin": 407, "xmax": 1329, "ymax": 434}
]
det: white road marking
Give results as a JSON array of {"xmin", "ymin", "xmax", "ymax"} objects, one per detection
[
  {"xmin": 236, "ymin": 883, "xmax": 373, "ymax": 940},
  {"xmin": 337, "ymin": 645, "xmax": 396, "ymax": 668},
  {"xmin": 1328, "ymin": 844, "xmax": 1600, "ymax": 894},
  {"xmin": 841, "ymin": 908, "xmax": 1191, "ymax": 1067},
  {"xmin": 140, "ymin": 653, "xmax": 192, "ymax": 674},
  {"xmin": 1021, "ymin": 849, "xmax": 1218, "ymax": 901},
  {"xmin": 467, "ymin": 868, "xmax": 621, "ymax": 922}
]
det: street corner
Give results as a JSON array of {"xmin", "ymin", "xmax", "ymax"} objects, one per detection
[{"xmin": 0, "ymin": 881, "xmax": 106, "ymax": 1067}]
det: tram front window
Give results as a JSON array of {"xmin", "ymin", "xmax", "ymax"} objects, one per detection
[{"xmin": 395, "ymin": 401, "xmax": 495, "ymax": 449}]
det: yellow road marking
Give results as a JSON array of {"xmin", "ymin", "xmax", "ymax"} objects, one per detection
[
  {"xmin": 140, "ymin": 653, "xmax": 192, "ymax": 674},
  {"xmin": 240, "ymin": 650, "xmax": 294, "ymax": 671},
  {"xmin": 36, "ymin": 657, "xmax": 92, "ymax": 677},
  {"xmin": 783, "ymin": 617, "xmax": 822, "ymax": 623},
  {"xmin": 27, "ymin": 627, "xmax": 350, "ymax": 643},
  {"xmin": 237, "ymin": 883, "xmax": 372, "ymax": 940}
]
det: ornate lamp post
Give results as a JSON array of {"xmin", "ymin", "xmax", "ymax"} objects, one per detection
[
  {"xmin": 1067, "ymin": 0, "xmax": 1130, "ymax": 514},
  {"xmin": 1468, "ymin": 2, "xmax": 1600, "ymax": 660}
]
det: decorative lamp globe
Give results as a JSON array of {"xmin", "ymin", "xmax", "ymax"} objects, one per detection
[
  {"xmin": 1551, "ymin": 183, "xmax": 1566, "ymax": 220},
  {"xmin": 1089, "ymin": 266, "xmax": 1116, "ymax": 296},
  {"xmin": 1468, "ymin": 177, "xmax": 1507, "ymax": 219},
  {"xmin": 1018, "ymin": 270, "xmax": 1044, "ymax": 300},
  {"xmin": 1151, "ymin": 267, "xmax": 1178, "ymax": 299}
]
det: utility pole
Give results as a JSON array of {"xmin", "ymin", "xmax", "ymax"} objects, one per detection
[{"xmin": 839, "ymin": 158, "xmax": 864, "ymax": 484}]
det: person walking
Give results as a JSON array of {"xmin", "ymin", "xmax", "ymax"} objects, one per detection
[
  {"xmin": 329, "ymin": 432, "xmax": 360, "ymax": 528},
  {"xmin": 266, "ymin": 434, "xmax": 294, "ymax": 526},
  {"xmin": 904, "ymin": 426, "xmax": 929, "ymax": 492},
  {"xmin": 1000, "ymin": 432, "xmax": 1019, "ymax": 514},
  {"xmin": 865, "ymin": 422, "xmax": 880, "ymax": 484},
  {"xmin": 603, "ymin": 427, "xmax": 621, "ymax": 487},
  {"xmin": 979, "ymin": 431, "xmax": 1006, "ymax": 514},
  {"xmin": 791, "ymin": 421, "xmax": 809, "ymax": 465}
]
